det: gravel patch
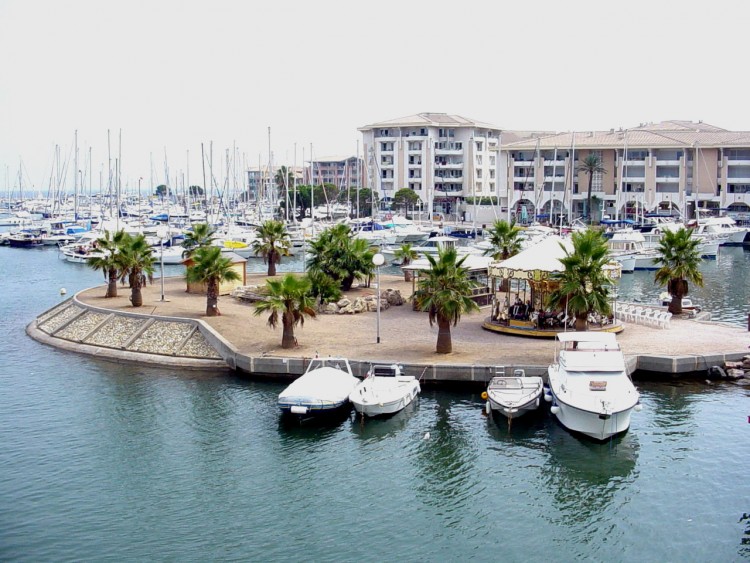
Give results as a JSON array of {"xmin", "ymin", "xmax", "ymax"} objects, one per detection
[
  {"xmin": 127, "ymin": 320, "xmax": 194, "ymax": 355},
  {"xmin": 85, "ymin": 316, "xmax": 146, "ymax": 348},
  {"xmin": 179, "ymin": 330, "xmax": 222, "ymax": 359},
  {"xmin": 39, "ymin": 304, "xmax": 83, "ymax": 334},
  {"xmin": 37, "ymin": 300, "xmax": 73, "ymax": 324},
  {"xmin": 56, "ymin": 311, "xmax": 109, "ymax": 341}
]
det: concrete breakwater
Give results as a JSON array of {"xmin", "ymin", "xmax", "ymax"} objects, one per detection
[{"xmin": 26, "ymin": 276, "xmax": 750, "ymax": 384}]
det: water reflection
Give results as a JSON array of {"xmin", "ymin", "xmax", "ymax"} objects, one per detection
[
  {"xmin": 542, "ymin": 423, "xmax": 639, "ymax": 526},
  {"xmin": 413, "ymin": 391, "xmax": 484, "ymax": 528},
  {"xmin": 638, "ymin": 381, "xmax": 700, "ymax": 449},
  {"xmin": 348, "ymin": 400, "xmax": 419, "ymax": 444}
]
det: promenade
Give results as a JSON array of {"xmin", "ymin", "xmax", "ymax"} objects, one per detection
[{"xmin": 68, "ymin": 273, "xmax": 750, "ymax": 378}]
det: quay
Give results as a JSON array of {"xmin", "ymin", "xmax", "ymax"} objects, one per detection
[{"xmin": 27, "ymin": 274, "xmax": 750, "ymax": 385}]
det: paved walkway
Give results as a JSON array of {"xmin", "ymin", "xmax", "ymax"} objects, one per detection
[{"xmin": 77, "ymin": 274, "xmax": 750, "ymax": 369}]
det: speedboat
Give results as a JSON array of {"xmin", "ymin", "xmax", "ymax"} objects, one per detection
[
  {"xmin": 484, "ymin": 368, "xmax": 543, "ymax": 420},
  {"xmin": 547, "ymin": 332, "xmax": 641, "ymax": 441},
  {"xmin": 349, "ymin": 364, "xmax": 421, "ymax": 417},
  {"xmin": 278, "ymin": 357, "xmax": 359, "ymax": 418}
]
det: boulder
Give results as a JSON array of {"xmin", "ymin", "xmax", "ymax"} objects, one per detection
[
  {"xmin": 336, "ymin": 298, "xmax": 352, "ymax": 309},
  {"xmin": 322, "ymin": 302, "xmax": 339, "ymax": 314},
  {"xmin": 337, "ymin": 303, "xmax": 355, "ymax": 314},
  {"xmin": 726, "ymin": 368, "xmax": 746, "ymax": 380},
  {"xmin": 352, "ymin": 298, "xmax": 366, "ymax": 313},
  {"xmin": 383, "ymin": 288, "xmax": 404, "ymax": 306}
]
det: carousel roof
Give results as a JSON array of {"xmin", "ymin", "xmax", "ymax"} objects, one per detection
[{"xmin": 490, "ymin": 235, "xmax": 572, "ymax": 280}]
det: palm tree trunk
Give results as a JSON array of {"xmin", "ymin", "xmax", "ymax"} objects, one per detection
[
  {"xmin": 435, "ymin": 316, "xmax": 453, "ymax": 354},
  {"xmin": 586, "ymin": 175, "xmax": 593, "ymax": 223},
  {"xmin": 106, "ymin": 268, "xmax": 118, "ymax": 298},
  {"xmin": 206, "ymin": 278, "xmax": 220, "ymax": 316},
  {"xmin": 268, "ymin": 250, "xmax": 277, "ymax": 277},
  {"xmin": 669, "ymin": 282, "xmax": 684, "ymax": 315},
  {"xmin": 574, "ymin": 314, "xmax": 587, "ymax": 332},
  {"xmin": 341, "ymin": 274, "xmax": 355, "ymax": 291},
  {"xmin": 131, "ymin": 282, "xmax": 143, "ymax": 307},
  {"xmin": 281, "ymin": 316, "xmax": 296, "ymax": 349}
]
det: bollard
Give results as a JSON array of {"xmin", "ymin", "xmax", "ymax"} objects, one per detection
[{"xmin": 747, "ymin": 312, "xmax": 750, "ymax": 331}]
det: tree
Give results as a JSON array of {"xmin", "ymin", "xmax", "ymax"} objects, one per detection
[
  {"xmin": 117, "ymin": 233, "xmax": 156, "ymax": 308},
  {"xmin": 342, "ymin": 187, "xmax": 379, "ymax": 217},
  {"xmin": 575, "ymin": 153, "xmax": 607, "ymax": 223},
  {"xmin": 252, "ymin": 219, "xmax": 291, "ymax": 276},
  {"xmin": 188, "ymin": 185, "xmax": 204, "ymax": 197},
  {"xmin": 483, "ymin": 219, "xmax": 523, "ymax": 261},
  {"xmin": 546, "ymin": 228, "xmax": 612, "ymax": 331},
  {"xmin": 254, "ymin": 274, "xmax": 317, "ymax": 349},
  {"xmin": 181, "ymin": 223, "xmax": 216, "ymax": 258},
  {"xmin": 87, "ymin": 229, "xmax": 127, "ymax": 298},
  {"xmin": 394, "ymin": 243, "xmax": 419, "ymax": 281},
  {"xmin": 185, "ymin": 246, "xmax": 241, "ymax": 317},
  {"xmin": 393, "ymin": 188, "xmax": 421, "ymax": 215},
  {"xmin": 653, "ymin": 227, "xmax": 704, "ymax": 315},
  {"xmin": 412, "ymin": 247, "xmax": 480, "ymax": 354},
  {"xmin": 155, "ymin": 184, "xmax": 170, "ymax": 198},
  {"xmin": 306, "ymin": 269, "xmax": 342, "ymax": 305},
  {"xmin": 306, "ymin": 224, "xmax": 375, "ymax": 290}
]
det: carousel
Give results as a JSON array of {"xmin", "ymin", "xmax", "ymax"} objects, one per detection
[{"xmin": 482, "ymin": 235, "xmax": 624, "ymax": 338}]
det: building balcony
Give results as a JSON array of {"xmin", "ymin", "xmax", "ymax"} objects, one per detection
[
  {"xmin": 513, "ymin": 161, "xmax": 535, "ymax": 167},
  {"xmin": 434, "ymin": 187, "xmax": 464, "ymax": 196},
  {"xmin": 655, "ymin": 159, "xmax": 681, "ymax": 166},
  {"xmin": 543, "ymin": 176, "xmax": 566, "ymax": 183},
  {"xmin": 434, "ymin": 162, "xmax": 463, "ymax": 169},
  {"xmin": 726, "ymin": 158, "xmax": 750, "ymax": 165},
  {"xmin": 435, "ymin": 175, "xmax": 463, "ymax": 183},
  {"xmin": 655, "ymin": 176, "xmax": 679, "ymax": 183},
  {"xmin": 435, "ymin": 148, "xmax": 463, "ymax": 156},
  {"xmin": 380, "ymin": 162, "xmax": 394, "ymax": 168},
  {"xmin": 727, "ymin": 177, "xmax": 750, "ymax": 183},
  {"xmin": 623, "ymin": 176, "xmax": 646, "ymax": 183}
]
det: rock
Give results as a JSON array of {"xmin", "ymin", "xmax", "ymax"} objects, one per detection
[
  {"xmin": 352, "ymin": 298, "xmax": 366, "ymax": 313},
  {"xmin": 337, "ymin": 304, "xmax": 354, "ymax": 314},
  {"xmin": 322, "ymin": 302, "xmax": 339, "ymax": 314},
  {"xmin": 708, "ymin": 365, "xmax": 727, "ymax": 379},
  {"xmin": 336, "ymin": 298, "xmax": 351, "ymax": 308},
  {"xmin": 383, "ymin": 289, "xmax": 404, "ymax": 306},
  {"xmin": 733, "ymin": 378, "xmax": 750, "ymax": 386},
  {"xmin": 726, "ymin": 368, "xmax": 746, "ymax": 380},
  {"xmin": 725, "ymin": 361, "xmax": 744, "ymax": 369}
]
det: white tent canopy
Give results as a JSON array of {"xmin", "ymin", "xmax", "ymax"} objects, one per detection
[{"xmin": 490, "ymin": 235, "xmax": 572, "ymax": 281}]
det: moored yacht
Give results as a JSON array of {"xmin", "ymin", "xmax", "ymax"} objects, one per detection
[
  {"xmin": 278, "ymin": 357, "xmax": 359, "ymax": 418},
  {"xmin": 547, "ymin": 332, "xmax": 641, "ymax": 441},
  {"xmin": 349, "ymin": 364, "xmax": 420, "ymax": 417}
]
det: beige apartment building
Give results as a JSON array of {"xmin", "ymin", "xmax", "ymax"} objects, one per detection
[
  {"xmin": 358, "ymin": 113, "xmax": 503, "ymax": 219},
  {"xmin": 503, "ymin": 120, "xmax": 750, "ymax": 224},
  {"xmin": 358, "ymin": 114, "xmax": 750, "ymax": 224}
]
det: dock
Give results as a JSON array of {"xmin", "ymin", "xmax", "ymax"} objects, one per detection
[{"xmin": 27, "ymin": 274, "xmax": 750, "ymax": 385}]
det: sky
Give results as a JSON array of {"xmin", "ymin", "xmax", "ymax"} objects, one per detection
[{"xmin": 2, "ymin": 0, "xmax": 749, "ymax": 195}]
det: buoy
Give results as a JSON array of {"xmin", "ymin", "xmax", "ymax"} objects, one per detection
[
  {"xmin": 634, "ymin": 403, "xmax": 643, "ymax": 412},
  {"xmin": 423, "ymin": 432, "xmax": 430, "ymax": 440},
  {"xmin": 485, "ymin": 401, "xmax": 491, "ymax": 415},
  {"xmin": 481, "ymin": 391, "xmax": 488, "ymax": 400},
  {"xmin": 60, "ymin": 288, "xmax": 67, "ymax": 295},
  {"xmin": 544, "ymin": 393, "xmax": 552, "ymax": 403},
  {"xmin": 550, "ymin": 405, "xmax": 560, "ymax": 415}
]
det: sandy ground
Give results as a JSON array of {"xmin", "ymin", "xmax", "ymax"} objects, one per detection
[{"xmin": 76, "ymin": 273, "xmax": 750, "ymax": 367}]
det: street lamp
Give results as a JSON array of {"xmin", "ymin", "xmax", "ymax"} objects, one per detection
[
  {"xmin": 157, "ymin": 227, "xmax": 168, "ymax": 302},
  {"xmin": 372, "ymin": 252, "xmax": 385, "ymax": 344}
]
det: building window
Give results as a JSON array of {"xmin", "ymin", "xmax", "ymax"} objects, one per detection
[
  {"xmin": 476, "ymin": 141, "xmax": 483, "ymax": 152},
  {"xmin": 476, "ymin": 155, "xmax": 483, "ymax": 165},
  {"xmin": 381, "ymin": 142, "xmax": 394, "ymax": 152}
]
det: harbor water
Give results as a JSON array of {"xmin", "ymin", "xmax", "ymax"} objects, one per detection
[{"xmin": 1, "ymin": 245, "xmax": 749, "ymax": 561}]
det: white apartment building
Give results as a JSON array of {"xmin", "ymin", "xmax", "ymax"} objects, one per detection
[
  {"xmin": 501, "ymin": 121, "xmax": 750, "ymax": 224},
  {"xmin": 306, "ymin": 155, "xmax": 364, "ymax": 189},
  {"xmin": 358, "ymin": 113, "xmax": 503, "ymax": 218}
]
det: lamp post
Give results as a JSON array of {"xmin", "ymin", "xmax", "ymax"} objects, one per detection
[
  {"xmin": 372, "ymin": 252, "xmax": 385, "ymax": 344},
  {"xmin": 158, "ymin": 227, "xmax": 167, "ymax": 302}
]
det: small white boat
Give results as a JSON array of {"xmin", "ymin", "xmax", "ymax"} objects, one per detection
[
  {"xmin": 349, "ymin": 364, "xmax": 421, "ymax": 417},
  {"xmin": 278, "ymin": 357, "xmax": 359, "ymax": 418},
  {"xmin": 484, "ymin": 369, "xmax": 543, "ymax": 420},
  {"xmin": 547, "ymin": 332, "xmax": 641, "ymax": 441}
]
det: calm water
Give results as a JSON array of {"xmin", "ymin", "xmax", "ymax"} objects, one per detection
[{"xmin": 1, "ymin": 246, "xmax": 750, "ymax": 561}]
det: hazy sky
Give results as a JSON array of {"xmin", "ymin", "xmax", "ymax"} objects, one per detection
[{"xmin": 2, "ymin": 0, "xmax": 748, "ymax": 194}]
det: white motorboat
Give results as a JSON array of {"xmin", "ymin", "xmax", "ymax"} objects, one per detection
[
  {"xmin": 349, "ymin": 364, "xmax": 421, "ymax": 417},
  {"xmin": 607, "ymin": 229, "xmax": 660, "ymax": 270},
  {"xmin": 278, "ymin": 357, "xmax": 359, "ymax": 418},
  {"xmin": 484, "ymin": 369, "xmax": 544, "ymax": 420},
  {"xmin": 547, "ymin": 332, "xmax": 641, "ymax": 441}
]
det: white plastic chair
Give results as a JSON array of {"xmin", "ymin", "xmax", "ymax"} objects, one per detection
[{"xmin": 631, "ymin": 306, "xmax": 644, "ymax": 324}]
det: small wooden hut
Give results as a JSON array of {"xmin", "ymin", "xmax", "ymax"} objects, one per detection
[{"xmin": 182, "ymin": 251, "xmax": 247, "ymax": 295}]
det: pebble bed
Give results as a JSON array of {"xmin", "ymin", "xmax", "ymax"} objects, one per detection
[
  {"xmin": 84, "ymin": 316, "xmax": 146, "ymax": 348},
  {"xmin": 37, "ymin": 300, "xmax": 73, "ymax": 325},
  {"xmin": 179, "ymin": 330, "xmax": 223, "ymax": 359},
  {"xmin": 128, "ymin": 320, "xmax": 194, "ymax": 355},
  {"xmin": 39, "ymin": 304, "xmax": 83, "ymax": 334},
  {"xmin": 56, "ymin": 311, "xmax": 110, "ymax": 341}
]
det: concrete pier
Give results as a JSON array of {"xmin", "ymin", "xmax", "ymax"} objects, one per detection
[{"xmin": 27, "ymin": 275, "xmax": 750, "ymax": 384}]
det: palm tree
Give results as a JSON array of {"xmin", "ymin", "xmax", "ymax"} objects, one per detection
[
  {"xmin": 412, "ymin": 246, "xmax": 479, "ymax": 354},
  {"xmin": 117, "ymin": 233, "xmax": 156, "ymax": 308},
  {"xmin": 654, "ymin": 227, "xmax": 704, "ymax": 315},
  {"xmin": 254, "ymin": 274, "xmax": 317, "ymax": 349},
  {"xmin": 185, "ymin": 246, "xmax": 242, "ymax": 316},
  {"xmin": 87, "ymin": 229, "xmax": 126, "ymax": 298},
  {"xmin": 394, "ymin": 243, "xmax": 419, "ymax": 281},
  {"xmin": 546, "ymin": 228, "xmax": 612, "ymax": 331},
  {"xmin": 252, "ymin": 219, "xmax": 291, "ymax": 276},
  {"xmin": 307, "ymin": 224, "xmax": 374, "ymax": 290},
  {"xmin": 181, "ymin": 223, "xmax": 216, "ymax": 258},
  {"xmin": 483, "ymin": 219, "xmax": 523, "ymax": 261},
  {"xmin": 575, "ymin": 153, "xmax": 607, "ymax": 223}
]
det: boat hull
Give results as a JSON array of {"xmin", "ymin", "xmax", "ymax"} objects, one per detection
[
  {"xmin": 549, "ymin": 394, "xmax": 635, "ymax": 441},
  {"xmin": 351, "ymin": 382, "xmax": 420, "ymax": 417},
  {"xmin": 486, "ymin": 376, "xmax": 544, "ymax": 420}
]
